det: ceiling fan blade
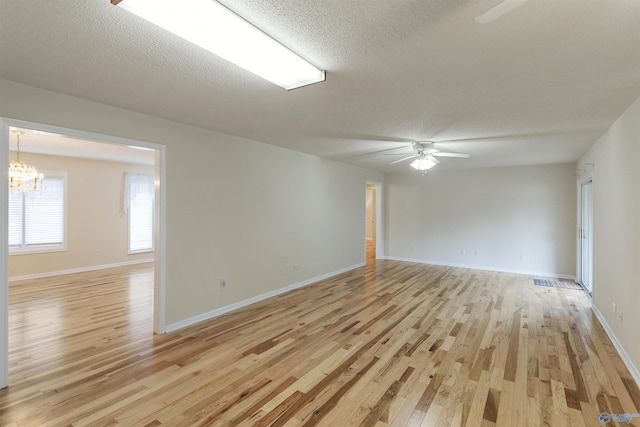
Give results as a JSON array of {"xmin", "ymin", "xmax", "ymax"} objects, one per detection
[
  {"xmin": 390, "ymin": 155, "xmax": 416, "ymax": 165},
  {"xmin": 383, "ymin": 151, "xmax": 414, "ymax": 156},
  {"xmin": 432, "ymin": 152, "xmax": 471, "ymax": 158},
  {"xmin": 475, "ymin": 0, "xmax": 530, "ymax": 24},
  {"xmin": 346, "ymin": 145, "xmax": 411, "ymax": 159}
]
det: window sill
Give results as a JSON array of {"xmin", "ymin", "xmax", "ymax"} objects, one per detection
[
  {"xmin": 9, "ymin": 245, "xmax": 67, "ymax": 256},
  {"xmin": 128, "ymin": 249, "xmax": 154, "ymax": 255}
]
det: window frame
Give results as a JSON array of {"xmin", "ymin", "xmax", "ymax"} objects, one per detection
[{"xmin": 8, "ymin": 170, "xmax": 68, "ymax": 256}]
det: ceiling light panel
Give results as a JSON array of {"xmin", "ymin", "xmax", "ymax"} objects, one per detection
[{"xmin": 114, "ymin": 0, "xmax": 325, "ymax": 90}]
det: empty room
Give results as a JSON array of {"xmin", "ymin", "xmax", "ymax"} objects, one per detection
[{"xmin": 1, "ymin": 0, "xmax": 639, "ymax": 426}]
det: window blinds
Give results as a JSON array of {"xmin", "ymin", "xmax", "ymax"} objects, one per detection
[
  {"xmin": 25, "ymin": 177, "xmax": 64, "ymax": 246},
  {"xmin": 125, "ymin": 173, "xmax": 154, "ymax": 252},
  {"xmin": 8, "ymin": 176, "xmax": 64, "ymax": 249},
  {"xmin": 8, "ymin": 192, "xmax": 23, "ymax": 247}
]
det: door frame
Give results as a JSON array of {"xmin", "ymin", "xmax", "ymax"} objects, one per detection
[
  {"xmin": 576, "ymin": 165, "xmax": 593, "ymax": 295},
  {"xmin": 579, "ymin": 178, "xmax": 593, "ymax": 293},
  {"xmin": 0, "ymin": 118, "xmax": 167, "ymax": 389},
  {"xmin": 366, "ymin": 181, "xmax": 384, "ymax": 259}
]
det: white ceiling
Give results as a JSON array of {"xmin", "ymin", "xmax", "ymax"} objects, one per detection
[{"xmin": 1, "ymin": 0, "xmax": 639, "ymax": 173}]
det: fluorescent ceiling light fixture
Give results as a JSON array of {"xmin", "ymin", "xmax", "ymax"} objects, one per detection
[
  {"xmin": 113, "ymin": 0, "xmax": 325, "ymax": 90},
  {"xmin": 410, "ymin": 154, "xmax": 439, "ymax": 171}
]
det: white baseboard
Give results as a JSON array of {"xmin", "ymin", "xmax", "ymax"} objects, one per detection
[
  {"xmin": 383, "ymin": 256, "xmax": 576, "ymax": 280},
  {"xmin": 592, "ymin": 306, "xmax": 640, "ymax": 388},
  {"xmin": 165, "ymin": 262, "xmax": 365, "ymax": 333},
  {"xmin": 9, "ymin": 258, "xmax": 155, "ymax": 282}
]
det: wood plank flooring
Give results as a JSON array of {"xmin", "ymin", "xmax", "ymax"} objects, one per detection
[
  {"xmin": 366, "ymin": 239, "xmax": 375, "ymax": 262},
  {"xmin": 1, "ymin": 260, "xmax": 639, "ymax": 426}
]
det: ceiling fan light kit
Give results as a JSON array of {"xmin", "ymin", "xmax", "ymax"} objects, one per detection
[
  {"xmin": 111, "ymin": 0, "xmax": 325, "ymax": 90},
  {"xmin": 410, "ymin": 153, "xmax": 438, "ymax": 171}
]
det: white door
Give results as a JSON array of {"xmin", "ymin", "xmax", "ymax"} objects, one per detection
[{"xmin": 581, "ymin": 180, "xmax": 593, "ymax": 293}]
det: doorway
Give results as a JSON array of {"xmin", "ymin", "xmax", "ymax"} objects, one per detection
[
  {"xmin": 0, "ymin": 118, "xmax": 167, "ymax": 389},
  {"xmin": 366, "ymin": 184, "xmax": 377, "ymax": 262},
  {"xmin": 580, "ymin": 179, "xmax": 593, "ymax": 294},
  {"xmin": 365, "ymin": 182, "xmax": 383, "ymax": 262}
]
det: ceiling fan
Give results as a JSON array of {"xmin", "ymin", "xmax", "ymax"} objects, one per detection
[{"xmin": 388, "ymin": 141, "xmax": 470, "ymax": 171}]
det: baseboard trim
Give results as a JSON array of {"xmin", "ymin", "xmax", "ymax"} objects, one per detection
[
  {"xmin": 165, "ymin": 262, "xmax": 365, "ymax": 333},
  {"xmin": 383, "ymin": 256, "xmax": 576, "ymax": 280},
  {"xmin": 9, "ymin": 258, "xmax": 155, "ymax": 282},
  {"xmin": 592, "ymin": 306, "xmax": 640, "ymax": 388}
]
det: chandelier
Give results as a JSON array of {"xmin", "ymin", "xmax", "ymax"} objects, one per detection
[{"xmin": 9, "ymin": 130, "xmax": 43, "ymax": 192}]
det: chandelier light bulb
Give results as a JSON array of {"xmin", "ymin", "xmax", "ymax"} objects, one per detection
[{"xmin": 9, "ymin": 131, "xmax": 43, "ymax": 193}]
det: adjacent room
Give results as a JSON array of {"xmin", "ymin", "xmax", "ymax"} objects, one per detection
[{"xmin": 0, "ymin": 0, "xmax": 639, "ymax": 425}]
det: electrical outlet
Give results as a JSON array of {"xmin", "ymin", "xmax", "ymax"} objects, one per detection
[
  {"xmin": 220, "ymin": 279, "xmax": 227, "ymax": 291},
  {"xmin": 279, "ymin": 266, "xmax": 284, "ymax": 274},
  {"xmin": 460, "ymin": 250, "xmax": 465, "ymax": 255},
  {"xmin": 474, "ymin": 251, "xmax": 480, "ymax": 257},
  {"xmin": 520, "ymin": 254, "xmax": 525, "ymax": 261},
  {"xmin": 292, "ymin": 264, "xmax": 298, "ymax": 272}
]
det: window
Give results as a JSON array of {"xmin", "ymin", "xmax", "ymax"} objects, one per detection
[
  {"xmin": 9, "ymin": 174, "xmax": 66, "ymax": 254},
  {"xmin": 125, "ymin": 173, "xmax": 154, "ymax": 253}
]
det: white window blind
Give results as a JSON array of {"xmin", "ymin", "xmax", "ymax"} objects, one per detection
[
  {"xmin": 125, "ymin": 173, "xmax": 154, "ymax": 253},
  {"xmin": 9, "ymin": 175, "xmax": 65, "ymax": 252},
  {"xmin": 8, "ymin": 192, "xmax": 23, "ymax": 247}
]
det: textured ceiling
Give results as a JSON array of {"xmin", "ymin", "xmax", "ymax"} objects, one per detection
[{"xmin": 1, "ymin": 0, "xmax": 639, "ymax": 173}]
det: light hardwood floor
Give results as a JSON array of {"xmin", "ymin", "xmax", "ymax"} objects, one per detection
[
  {"xmin": 1, "ymin": 261, "xmax": 638, "ymax": 426},
  {"xmin": 366, "ymin": 239, "xmax": 375, "ymax": 262}
]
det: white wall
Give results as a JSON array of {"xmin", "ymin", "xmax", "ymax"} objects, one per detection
[
  {"xmin": 8, "ymin": 152, "xmax": 153, "ymax": 278},
  {"xmin": 385, "ymin": 164, "xmax": 576, "ymax": 277},
  {"xmin": 0, "ymin": 79, "xmax": 384, "ymax": 326},
  {"xmin": 577, "ymin": 95, "xmax": 640, "ymax": 382}
]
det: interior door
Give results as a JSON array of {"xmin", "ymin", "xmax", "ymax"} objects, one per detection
[{"xmin": 581, "ymin": 180, "xmax": 593, "ymax": 294}]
